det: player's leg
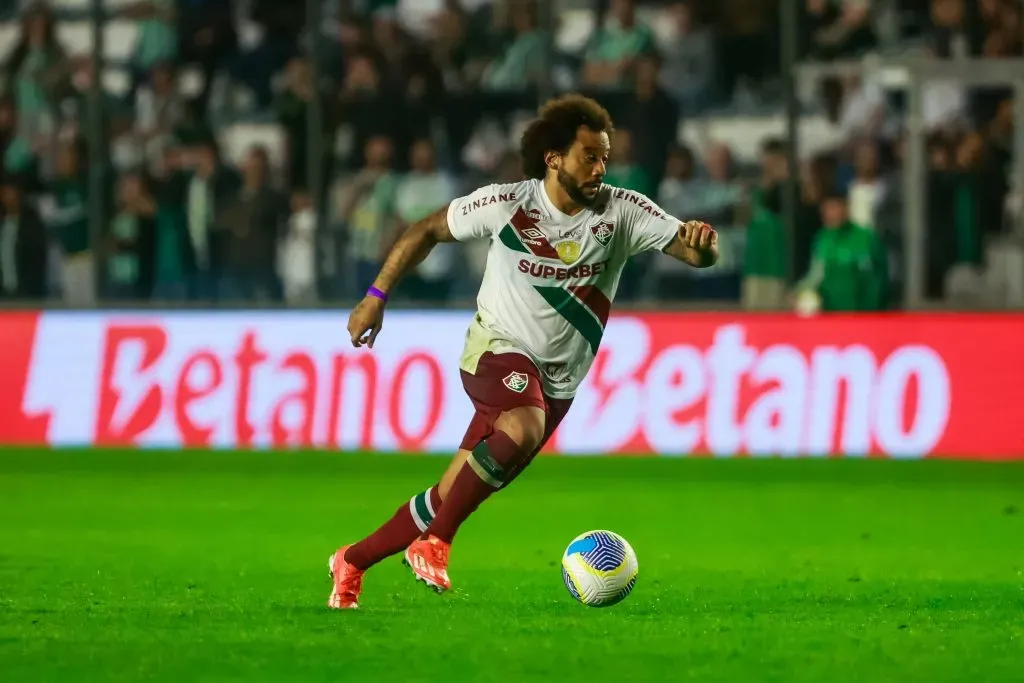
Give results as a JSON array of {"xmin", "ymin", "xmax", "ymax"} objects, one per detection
[
  {"xmin": 328, "ymin": 473, "xmax": 453, "ymax": 609},
  {"xmin": 327, "ymin": 434, "xmax": 479, "ymax": 608},
  {"xmin": 498, "ymin": 396, "xmax": 573, "ymax": 489},
  {"xmin": 403, "ymin": 351, "xmax": 550, "ymax": 591},
  {"xmin": 402, "ymin": 392, "xmax": 573, "ymax": 593},
  {"xmin": 328, "ymin": 485, "xmax": 443, "ymax": 609},
  {"xmin": 426, "ymin": 405, "xmax": 546, "ymax": 540},
  {"xmin": 404, "ymin": 404, "xmax": 546, "ymax": 591},
  {"xmin": 338, "ymin": 442, "xmax": 473, "ymax": 567}
]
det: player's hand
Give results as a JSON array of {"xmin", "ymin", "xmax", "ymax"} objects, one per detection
[
  {"xmin": 347, "ymin": 296, "xmax": 386, "ymax": 349},
  {"xmin": 681, "ymin": 220, "xmax": 716, "ymax": 249},
  {"xmin": 680, "ymin": 220, "xmax": 718, "ymax": 266}
]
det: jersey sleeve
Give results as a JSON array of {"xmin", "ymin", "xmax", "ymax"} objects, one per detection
[
  {"xmin": 620, "ymin": 191, "xmax": 681, "ymax": 256},
  {"xmin": 446, "ymin": 183, "xmax": 519, "ymax": 242}
]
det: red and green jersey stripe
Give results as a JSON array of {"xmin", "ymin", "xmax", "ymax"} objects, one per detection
[
  {"xmin": 496, "ymin": 208, "xmax": 561, "ymax": 259},
  {"xmin": 533, "ymin": 284, "xmax": 612, "ymax": 354},
  {"xmin": 498, "ymin": 224, "xmax": 529, "ymax": 253},
  {"xmin": 496, "ymin": 207, "xmax": 613, "ymax": 353}
]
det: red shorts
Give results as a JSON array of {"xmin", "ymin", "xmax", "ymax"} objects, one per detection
[{"xmin": 459, "ymin": 351, "xmax": 573, "ymax": 457}]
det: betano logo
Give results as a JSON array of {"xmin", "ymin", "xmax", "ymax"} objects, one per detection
[{"xmin": 3, "ymin": 311, "xmax": 1023, "ymax": 458}]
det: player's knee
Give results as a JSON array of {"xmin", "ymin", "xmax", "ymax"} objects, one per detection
[{"xmin": 494, "ymin": 406, "xmax": 546, "ymax": 454}]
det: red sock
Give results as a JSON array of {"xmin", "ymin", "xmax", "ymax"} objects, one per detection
[
  {"xmin": 425, "ymin": 431, "xmax": 529, "ymax": 543},
  {"xmin": 345, "ymin": 485, "xmax": 442, "ymax": 570}
]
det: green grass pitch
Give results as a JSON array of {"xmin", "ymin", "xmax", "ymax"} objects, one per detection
[{"xmin": 2, "ymin": 450, "xmax": 1023, "ymax": 683}]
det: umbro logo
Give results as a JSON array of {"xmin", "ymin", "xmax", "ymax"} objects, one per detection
[{"xmin": 503, "ymin": 371, "xmax": 529, "ymax": 393}]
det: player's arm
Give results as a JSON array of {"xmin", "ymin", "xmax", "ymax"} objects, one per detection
[
  {"xmin": 623, "ymin": 190, "xmax": 718, "ymax": 268},
  {"xmin": 346, "ymin": 204, "xmax": 455, "ymax": 348},
  {"xmin": 662, "ymin": 220, "xmax": 719, "ymax": 268},
  {"xmin": 373, "ymin": 205, "xmax": 455, "ymax": 293}
]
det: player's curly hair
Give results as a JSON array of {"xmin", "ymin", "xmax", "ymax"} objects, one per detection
[{"xmin": 519, "ymin": 94, "xmax": 614, "ymax": 180}]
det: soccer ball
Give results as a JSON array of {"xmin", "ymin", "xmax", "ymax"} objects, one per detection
[{"xmin": 561, "ymin": 530, "xmax": 639, "ymax": 607}]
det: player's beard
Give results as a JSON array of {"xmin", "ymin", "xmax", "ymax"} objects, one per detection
[{"xmin": 557, "ymin": 168, "xmax": 601, "ymax": 208}]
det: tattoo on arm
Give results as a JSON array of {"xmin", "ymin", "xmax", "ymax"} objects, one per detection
[
  {"xmin": 420, "ymin": 204, "xmax": 457, "ymax": 243},
  {"xmin": 372, "ymin": 204, "xmax": 454, "ymax": 293}
]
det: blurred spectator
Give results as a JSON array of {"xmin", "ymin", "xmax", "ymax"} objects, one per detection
[
  {"xmin": 616, "ymin": 55, "xmax": 678, "ymax": 190},
  {"xmin": 655, "ymin": 144, "xmax": 706, "ymax": 300},
  {"xmin": 0, "ymin": 0, "xmax": 1013, "ymax": 310},
  {"xmin": 923, "ymin": 131, "xmax": 994, "ymax": 299},
  {"xmin": 275, "ymin": 57, "xmax": 329, "ymax": 189},
  {"xmin": 336, "ymin": 135, "xmax": 397, "ymax": 295},
  {"xmin": 48, "ymin": 138, "xmax": 93, "ymax": 307},
  {"xmin": 279, "ymin": 186, "xmax": 318, "ymax": 306},
  {"xmin": 874, "ymin": 137, "xmax": 905, "ymax": 302},
  {"xmin": 369, "ymin": 10, "xmax": 415, "ymax": 89},
  {"xmin": 950, "ymin": 132, "xmax": 986, "ymax": 266},
  {"xmin": 742, "ymin": 138, "xmax": 789, "ymax": 310},
  {"xmin": 217, "ymin": 145, "xmax": 287, "ymax": 302},
  {"xmin": 847, "ymin": 139, "xmax": 886, "ymax": 230},
  {"xmin": 924, "ymin": 135, "xmax": 958, "ymax": 298},
  {"xmin": 337, "ymin": 52, "xmax": 401, "ymax": 171},
  {"xmin": 990, "ymin": 0, "xmax": 1023, "ymax": 55},
  {"xmin": 831, "ymin": 75, "xmax": 887, "ymax": 141},
  {"xmin": 929, "ymin": 0, "xmax": 978, "ymax": 58},
  {"xmin": 803, "ymin": 0, "xmax": 877, "ymax": 61},
  {"xmin": 233, "ymin": 0, "xmax": 305, "ymax": 107},
  {"xmin": 123, "ymin": 0, "xmax": 179, "ymax": 97},
  {"xmin": 716, "ymin": 0, "xmax": 777, "ymax": 102},
  {"xmin": 150, "ymin": 146, "xmax": 191, "ymax": 301},
  {"xmin": 480, "ymin": 0, "xmax": 549, "ymax": 92},
  {"xmin": 428, "ymin": 0, "xmax": 506, "ymax": 91},
  {"xmin": 63, "ymin": 58, "xmax": 134, "ymax": 153},
  {"xmin": 185, "ymin": 137, "xmax": 239, "ymax": 299},
  {"xmin": 394, "ymin": 138, "xmax": 457, "ymax": 302},
  {"xmin": 177, "ymin": 0, "xmax": 238, "ymax": 110},
  {"xmin": 581, "ymin": 0, "xmax": 656, "ymax": 89},
  {"xmin": 2, "ymin": 4, "xmax": 70, "ymax": 163},
  {"xmin": 172, "ymin": 97, "xmax": 213, "ymax": 146},
  {"xmin": 798, "ymin": 191, "xmax": 888, "ymax": 312},
  {"xmin": 657, "ymin": 1, "xmax": 716, "ymax": 112},
  {"xmin": 135, "ymin": 62, "xmax": 186, "ymax": 171},
  {"xmin": 794, "ymin": 155, "xmax": 830, "ymax": 279},
  {"xmin": 687, "ymin": 144, "xmax": 744, "ymax": 223},
  {"xmin": 106, "ymin": 171, "xmax": 156, "ymax": 301},
  {"xmin": 604, "ymin": 128, "xmax": 652, "ymax": 197},
  {"xmin": 657, "ymin": 143, "xmax": 699, "ymax": 219},
  {"xmin": 0, "ymin": 96, "xmax": 39, "ymax": 186},
  {"xmin": 0, "ymin": 176, "xmax": 48, "ymax": 299}
]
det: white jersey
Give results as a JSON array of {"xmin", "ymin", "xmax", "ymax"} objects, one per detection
[{"xmin": 447, "ymin": 178, "xmax": 682, "ymax": 399}]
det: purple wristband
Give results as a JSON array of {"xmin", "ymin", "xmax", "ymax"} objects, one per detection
[{"xmin": 367, "ymin": 286, "xmax": 388, "ymax": 303}]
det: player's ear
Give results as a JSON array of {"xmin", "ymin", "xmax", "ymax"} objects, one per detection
[{"xmin": 545, "ymin": 151, "xmax": 560, "ymax": 171}]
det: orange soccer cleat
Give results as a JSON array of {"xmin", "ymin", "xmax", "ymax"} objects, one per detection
[
  {"xmin": 403, "ymin": 535, "xmax": 451, "ymax": 592},
  {"xmin": 327, "ymin": 546, "xmax": 364, "ymax": 609}
]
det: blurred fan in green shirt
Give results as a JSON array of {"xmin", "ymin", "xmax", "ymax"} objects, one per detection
[
  {"xmin": 742, "ymin": 139, "xmax": 790, "ymax": 310},
  {"xmin": 798, "ymin": 192, "xmax": 888, "ymax": 312},
  {"xmin": 49, "ymin": 139, "xmax": 94, "ymax": 306},
  {"xmin": 581, "ymin": 0, "xmax": 656, "ymax": 88}
]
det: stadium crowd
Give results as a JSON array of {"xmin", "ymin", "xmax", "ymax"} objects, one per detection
[{"xmin": 0, "ymin": 0, "xmax": 1020, "ymax": 310}]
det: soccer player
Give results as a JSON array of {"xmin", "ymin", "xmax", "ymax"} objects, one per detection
[{"xmin": 329, "ymin": 94, "xmax": 717, "ymax": 609}]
